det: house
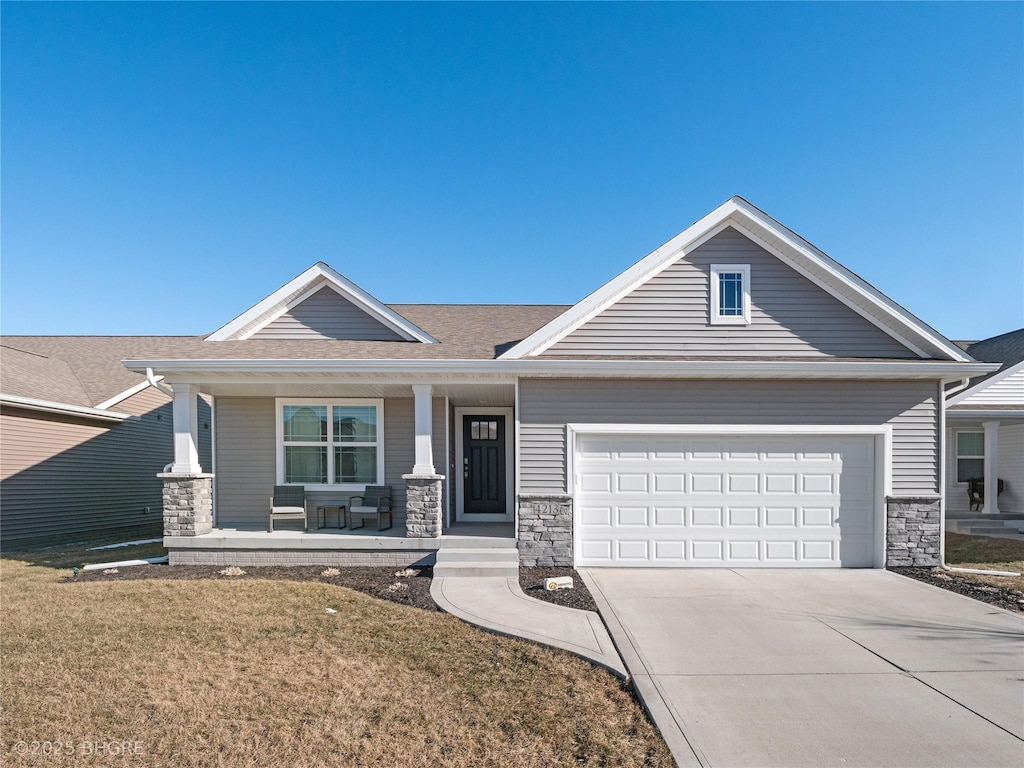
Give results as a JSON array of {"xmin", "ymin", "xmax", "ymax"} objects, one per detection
[
  {"xmin": 944, "ymin": 329, "xmax": 1024, "ymax": 535},
  {"xmin": 115, "ymin": 197, "xmax": 996, "ymax": 568},
  {"xmin": 0, "ymin": 338, "xmax": 211, "ymax": 543}
]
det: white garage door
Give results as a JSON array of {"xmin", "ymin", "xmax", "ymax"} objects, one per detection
[{"xmin": 575, "ymin": 434, "xmax": 877, "ymax": 567}]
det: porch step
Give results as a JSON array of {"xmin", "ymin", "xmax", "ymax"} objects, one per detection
[
  {"xmin": 439, "ymin": 535, "xmax": 516, "ymax": 549},
  {"xmin": 434, "ymin": 562, "xmax": 520, "ymax": 578},
  {"xmin": 946, "ymin": 511, "xmax": 1024, "ymax": 521},
  {"xmin": 434, "ymin": 544, "xmax": 519, "ymax": 578},
  {"xmin": 960, "ymin": 526, "xmax": 1024, "ymax": 536},
  {"xmin": 438, "ymin": 547, "xmax": 519, "ymax": 563}
]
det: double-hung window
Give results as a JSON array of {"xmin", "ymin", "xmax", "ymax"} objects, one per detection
[
  {"xmin": 277, "ymin": 399, "xmax": 384, "ymax": 488},
  {"xmin": 710, "ymin": 263, "xmax": 751, "ymax": 325},
  {"xmin": 955, "ymin": 431, "xmax": 984, "ymax": 483}
]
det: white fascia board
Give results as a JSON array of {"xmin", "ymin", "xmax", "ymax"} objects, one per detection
[
  {"xmin": 93, "ymin": 377, "xmax": 163, "ymax": 410},
  {"xmin": 946, "ymin": 409, "xmax": 1024, "ymax": 420},
  {"xmin": 946, "ymin": 360, "xmax": 1024, "ymax": 406},
  {"xmin": 499, "ymin": 197, "xmax": 970, "ymax": 362},
  {"xmin": 0, "ymin": 394, "xmax": 133, "ymax": 422},
  {"xmin": 205, "ymin": 262, "xmax": 437, "ymax": 344},
  {"xmin": 123, "ymin": 358, "xmax": 1000, "ymax": 380},
  {"xmin": 726, "ymin": 199, "xmax": 970, "ymax": 362}
]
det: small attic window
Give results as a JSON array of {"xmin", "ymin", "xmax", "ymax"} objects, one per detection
[{"xmin": 710, "ymin": 264, "xmax": 751, "ymax": 325}]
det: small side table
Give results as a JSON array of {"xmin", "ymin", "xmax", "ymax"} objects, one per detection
[{"xmin": 316, "ymin": 505, "xmax": 347, "ymax": 530}]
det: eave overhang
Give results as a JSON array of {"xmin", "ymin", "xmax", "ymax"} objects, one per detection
[
  {"xmin": 0, "ymin": 394, "xmax": 134, "ymax": 422},
  {"xmin": 124, "ymin": 358, "xmax": 1000, "ymax": 382}
]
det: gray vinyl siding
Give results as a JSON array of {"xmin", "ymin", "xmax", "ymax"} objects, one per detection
[
  {"xmin": 214, "ymin": 396, "xmax": 447, "ymax": 528},
  {"xmin": 252, "ymin": 286, "xmax": 405, "ymax": 341},
  {"xmin": 946, "ymin": 421, "xmax": 1023, "ymax": 515},
  {"xmin": 519, "ymin": 378, "xmax": 938, "ymax": 496},
  {"xmin": 213, "ymin": 398, "xmax": 276, "ymax": 527},
  {"xmin": 546, "ymin": 227, "xmax": 916, "ymax": 358},
  {"xmin": 0, "ymin": 386, "xmax": 212, "ymax": 542}
]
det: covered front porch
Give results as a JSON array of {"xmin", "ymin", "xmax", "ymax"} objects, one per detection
[{"xmin": 155, "ymin": 371, "xmax": 519, "ymax": 563}]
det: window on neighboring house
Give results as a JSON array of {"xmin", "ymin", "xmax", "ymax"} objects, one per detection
[
  {"xmin": 956, "ymin": 431, "xmax": 984, "ymax": 482},
  {"xmin": 710, "ymin": 264, "xmax": 751, "ymax": 325},
  {"xmin": 278, "ymin": 399, "xmax": 383, "ymax": 487}
]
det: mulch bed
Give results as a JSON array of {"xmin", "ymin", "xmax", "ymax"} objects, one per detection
[
  {"xmin": 68, "ymin": 563, "xmax": 603, "ymax": 614},
  {"xmin": 892, "ymin": 567, "xmax": 1024, "ymax": 613},
  {"xmin": 518, "ymin": 567, "xmax": 598, "ymax": 612},
  {"xmin": 69, "ymin": 564, "xmax": 439, "ymax": 612}
]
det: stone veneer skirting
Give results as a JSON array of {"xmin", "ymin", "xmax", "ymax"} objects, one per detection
[
  {"xmin": 168, "ymin": 549, "xmax": 436, "ymax": 567},
  {"xmin": 886, "ymin": 496, "xmax": 940, "ymax": 567},
  {"xmin": 403, "ymin": 474, "xmax": 444, "ymax": 538},
  {"xmin": 518, "ymin": 493, "xmax": 573, "ymax": 566},
  {"xmin": 159, "ymin": 473, "xmax": 214, "ymax": 537}
]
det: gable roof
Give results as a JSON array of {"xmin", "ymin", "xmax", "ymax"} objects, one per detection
[
  {"xmin": 206, "ymin": 262, "xmax": 438, "ymax": 343},
  {"xmin": 947, "ymin": 328, "xmax": 1024, "ymax": 407},
  {"xmin": 499, "ymin": 197, "xmax": 972, "ymax": 362}
]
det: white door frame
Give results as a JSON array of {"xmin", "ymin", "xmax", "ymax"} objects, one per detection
[
  {"xmin": 567, "ymin": 423, "xmax": 892, "ymax": 568},
  {"xmin": 455, "ymin": 406, "xmax": 515, "ymax": 522}
]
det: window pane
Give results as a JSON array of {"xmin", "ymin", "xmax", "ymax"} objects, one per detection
[
  {"xmin": 488, "ymin": 421, "xmax": 497, "ymax": 440},
  {"xmin": 334, "ymin": 406, "xmax": 377, "ymax": 443},
  {"xmin": 957, "ymin": 432, "xmax": 984, "ymax": 457},
  {"xmin": 335, "ymin": 446, "xmax": 377, "ymax": 484},
  {"xmin": 719, "ymin": 273, "xmax": 743, "ymax": 316},
  {"xmin": 283, "ymin": 405, "xmax": 327, "ymax": 442},
  {"xmin": 285, "ymin": 446, "xmax": 327, "ymax": 484},
  {"xmin": 957, "ymin": 458, "xmax": 984, "ymax": 483}
]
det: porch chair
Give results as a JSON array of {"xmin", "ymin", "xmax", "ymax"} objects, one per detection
[
  {"xmin": 268, "ymin": 485, "xmax": 309, "ymax": 532},
  {"xmin": 348, "ymin": 485, "xmax": 393, "ymax": 531},
  {"xmin": 967, "ymin": 477, "xmax": 1005, "ymax": 511}
]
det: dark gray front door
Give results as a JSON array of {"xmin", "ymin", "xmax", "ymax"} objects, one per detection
[{"xmin": 463, "ymin": 415, "xmax": 506, "ymax": 514}]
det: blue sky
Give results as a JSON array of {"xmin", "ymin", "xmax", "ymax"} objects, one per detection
[{"xmin": 2, "ymin": 2, "xmax": 1022, "ymax": 340}]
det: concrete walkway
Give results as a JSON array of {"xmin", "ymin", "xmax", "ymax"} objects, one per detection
[
  {"xmin": 581, "ymin": 568, "xmax": 1024, "ymax": 768},
  {"xmin": 430, "ymin": 575, "xmax": 627, "ymax": 678}
]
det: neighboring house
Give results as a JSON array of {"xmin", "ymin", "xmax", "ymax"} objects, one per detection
[
  {"xmin": 114, "ymin": 197, "xmax": 996, "ymax": 569},
  {"xmin": 0, "ymin": 339, "xmax": 211, "ymax": 543},
  {"xmin": 944, "ymin": 329, "xmax": 1024, "ymax": 534}
]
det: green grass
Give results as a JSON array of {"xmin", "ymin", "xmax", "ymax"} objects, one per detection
[{"xmin": 1, "ymin": 534, "xmax": 671, "ymax": 767}]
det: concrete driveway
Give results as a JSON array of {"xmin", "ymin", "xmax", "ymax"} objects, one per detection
[{"xmin": 581, "ymin": 569, "xmax": 1024, "ymax": 768}]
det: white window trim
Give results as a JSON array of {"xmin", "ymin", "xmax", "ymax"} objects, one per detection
[
  {"xmin": 275, "ymin": 398, "xmax": 385, "ymax": 490},
  {"xmin": 954, "ymin": 429, "xmax": 984, "ymax": 485},
  {"xmin": 710, "ymin": 263, "xmax": 751, "ymax": 325}
]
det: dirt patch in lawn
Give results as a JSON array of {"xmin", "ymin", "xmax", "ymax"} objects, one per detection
[
  {"xmin": 893, "ymin": 567, "xmax": 1024, "ymax": 613},
  {"xmin": 71, "ymin": 564, "xmax": 438, "ymax": 611},
  {"xmin": 519, "ymin": 567, "xmax": 599, "ymax": 612}
]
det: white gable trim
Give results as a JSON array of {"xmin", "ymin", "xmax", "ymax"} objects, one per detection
[
  {"xmin": 94, "ymin": 377, "xmax": 164, "ymax": 410},
  {"xmin": 947, "ymin": 360, "xmax": 1024, "ymax": 406},
  {"xmin": 498, "ymin": 197, "xmax": 970, "ymax": 362},
  {"xmin": 206, "ymin": 262, "xmax": 437, "ymax": 343}
]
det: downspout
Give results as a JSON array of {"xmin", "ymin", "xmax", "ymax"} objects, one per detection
[
  {"xmin": 147, "ymin": 368, "xmax": 173, "ymax": 398},
  {"xmin": 937, "ymin": 379, "xmax": 1020, "ymax": 577}
]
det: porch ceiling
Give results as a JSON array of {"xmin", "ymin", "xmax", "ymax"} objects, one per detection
[{"xmin": 195, "ymin": 379, "xmax": 515, "ymax": 406}]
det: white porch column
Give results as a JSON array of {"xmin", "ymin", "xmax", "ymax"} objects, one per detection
[
  {"xmin": 412, "ymin": 384, "xmax": 435, "ymax": 475},
  {"xmin": 982, "ymin": 420, "xmax": 1000, "ymax": 514},
  {"xmin": 171, "ymin": 383, "xmax": 203, "ymax": 474}
]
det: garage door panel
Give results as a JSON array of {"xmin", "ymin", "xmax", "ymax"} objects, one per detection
[{"xmin": 575, "ymin": 434, "xmax": 877, "ymax": 568}]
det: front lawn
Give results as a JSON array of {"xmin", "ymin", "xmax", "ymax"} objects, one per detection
[
  {"xmin": 945, "ymin": 531, "xmax": 1024, "ymax": 593},
  {"xmin": 1, "ymin": 538, "xmax": 671, "ymax": 767}
]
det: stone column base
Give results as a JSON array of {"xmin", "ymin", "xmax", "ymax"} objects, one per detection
[
  {"xmin": 159, "ymin": 473, "xmax": 215, "ymax": 537},
  {"xmin": 518, "ymin": 493, "xmax": 573, "ymax": 566},
  {"xmin": 886, "ymin": 496, "xmax": 940, "ymax": 567},
  {"xmin": 403, "ymin": 474, "xmax": 444, "ymax": 538}
]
